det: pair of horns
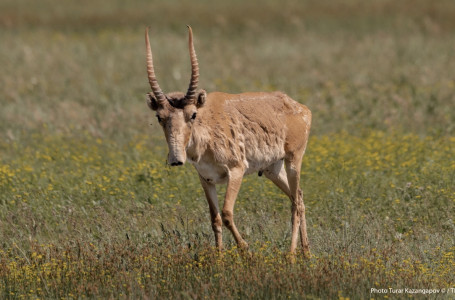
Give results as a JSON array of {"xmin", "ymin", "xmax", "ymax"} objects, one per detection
[{"xmin": 146, "ymin": 26, "xmax": 199, "ymax": 105}]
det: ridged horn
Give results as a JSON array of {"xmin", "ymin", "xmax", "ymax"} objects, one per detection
[
  {"xmin": 185, "ymin": 25, "xmax": 199, "ymax": 101},
  {"xmin": 145, "ymin": 27, "xmax": 166, "ymax": 104}
]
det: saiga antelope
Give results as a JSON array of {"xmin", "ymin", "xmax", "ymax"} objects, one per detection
[{"xmin": 145, "ymin": 26, "xmax": 312, "ymax": 257}]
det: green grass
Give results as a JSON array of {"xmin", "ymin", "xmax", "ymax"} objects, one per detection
[
  {"xmin": 1, "ymin": 131, "xmax": 454, "ymax": 298},
  {"xmin": 1, "ymin": 0, "xmax": 455, "ymax": 298}
]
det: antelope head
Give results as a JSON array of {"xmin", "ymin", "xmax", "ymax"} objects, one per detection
[{"xmin": 145, "ymin": 26, "xmax": 206, "ymax": 166}]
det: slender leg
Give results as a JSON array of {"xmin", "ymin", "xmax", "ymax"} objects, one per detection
[
  {"xmin": 297, "ymin": 188, "xmax": 310, "ymax": 257},
  {"xmin": 198, "ymin": 174, "xmax": 223, "ymax": 250},
  {"xmin": 264, "ymin": 160, "xmax": 310, "ymax": 257},
  {"xmin": 222, "ymin": 166, "xmax": 248, "ymax": 249},
  {"xmin": 285, "ymin": 157, "xmax": 310, "ymax": 257},
  {"xmin": 264, "ymin": 160, "xmax": 291, "ymax": 197}
]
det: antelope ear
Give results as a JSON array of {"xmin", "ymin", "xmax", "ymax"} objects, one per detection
[
  {"xmin": 196, "ymin": 89, "xmax": 207, "ymax": 108},
  {"xmin": 146, "ymin": 93, "xmax": 159, "ymax": 111}
]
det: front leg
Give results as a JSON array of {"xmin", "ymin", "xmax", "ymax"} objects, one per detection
[
  {"xmin": 198, "ymin": 174, "xmax": 223, "ymax": 250},
  {"xmin": 222, "ymin": 166, "xmax": 248, "ymax": 249}
]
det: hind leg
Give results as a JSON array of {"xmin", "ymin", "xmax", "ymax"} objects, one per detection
[
  {"xmin": 285, "ymin": 156, "xmax": 310, "ymax": 257},
  {"xmin": 264, "ymin": 159, "xmax": 310, "ymax": 257},
  {"xmin": 263, "ymin": 160, "xmax": 291, "ymax": 197}
]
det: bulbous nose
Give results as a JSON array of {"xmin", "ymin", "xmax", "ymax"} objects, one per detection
[{"xmin": 170, "ymin": 161, "xmax": 183, "ymax": 166}]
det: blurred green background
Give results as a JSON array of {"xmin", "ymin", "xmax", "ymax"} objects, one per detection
[{"xmin": 1, "ymin": 0, "xmax": 454, "ymax": 139}]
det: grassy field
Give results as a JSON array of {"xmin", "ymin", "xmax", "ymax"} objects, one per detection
[{"xmin": 1, "ymin": 0, "xmax": 455, "ymax": 298}]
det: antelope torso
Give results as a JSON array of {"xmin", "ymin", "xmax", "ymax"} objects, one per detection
[{"xmin": 187, "ymin": 91, "xmax": 311, "ymax": 184}]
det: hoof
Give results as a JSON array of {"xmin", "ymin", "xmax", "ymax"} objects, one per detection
[
  {"xmin": 288, "ymin": 252, "xmax": 297, "ymax": 264},
  {"xmin": 288, "ymin": 249, "xmax": 311, "ymax": 264},
  {"xmin": 303, "ymin": 246, "xmax": 311, "ymax": 259},
  {"xmin": 238, "ymin": 241, "xmax": 249, "ymax": 250}
]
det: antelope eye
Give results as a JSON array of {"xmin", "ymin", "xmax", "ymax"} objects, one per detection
[
  {"xmin": 156, "ymin": 115, "xmax": 162, "ymax": 122},
  {"xmin": 191, "ymin": 112, "xmax": 197, "ymax": 120}
]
